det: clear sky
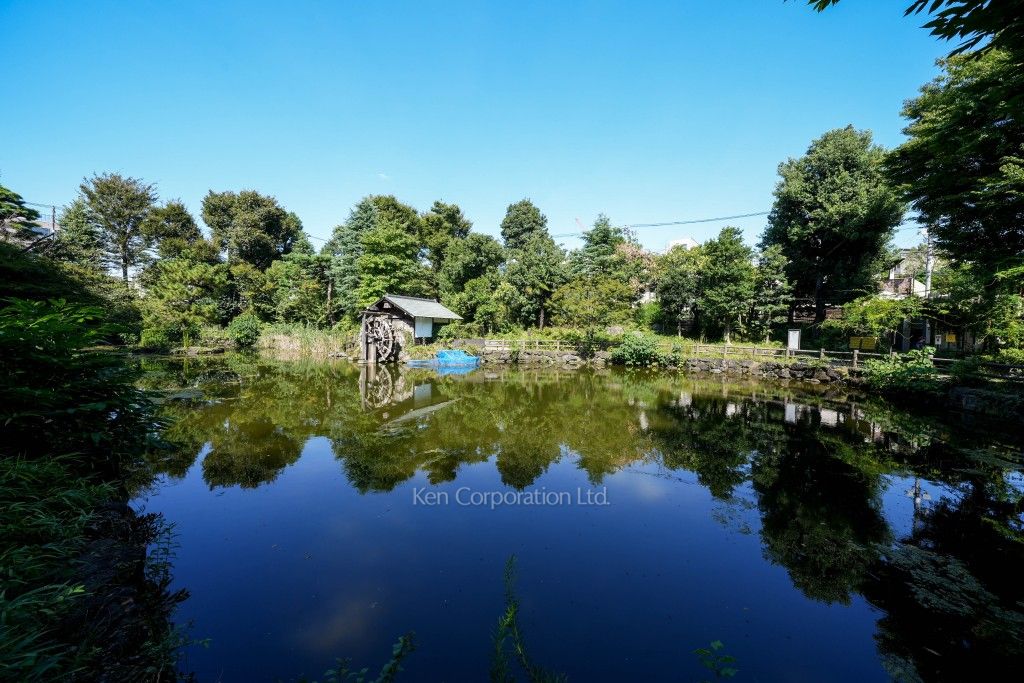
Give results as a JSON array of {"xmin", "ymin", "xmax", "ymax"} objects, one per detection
[{"xmin": 2, "ymin": 0, "xmax": 947, "ymax": 251}]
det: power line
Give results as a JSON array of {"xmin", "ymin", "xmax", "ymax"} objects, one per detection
[
  {"xmin": 625, "ymin": 211, "xmax": 771, "ymax": 229},
  {"xmin": 551, "ymin": 210, "xmax": 770, "ymax": 238}
]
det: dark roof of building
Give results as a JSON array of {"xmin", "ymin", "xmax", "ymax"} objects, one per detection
[{"xmin": 370, "ymin": 294, "xmax": 462, "ymax": 320}]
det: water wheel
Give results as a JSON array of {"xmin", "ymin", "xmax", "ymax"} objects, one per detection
[
  {"xmin": 364, "ymin": 367, "xmax": 395, "ymax": 408},
  {"xmin": 366, "ymin": 316, "xmax": 397, "ymax": 361}
]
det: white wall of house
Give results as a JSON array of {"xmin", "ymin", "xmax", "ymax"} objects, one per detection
[{"xmin": 414, "ymin": 316, "xmax": 433, "ymax": 338}]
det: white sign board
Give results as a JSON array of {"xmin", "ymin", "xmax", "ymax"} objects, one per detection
[{"xmin": 787, "ymin": 329, "xmax": 801, "ymax": 351}]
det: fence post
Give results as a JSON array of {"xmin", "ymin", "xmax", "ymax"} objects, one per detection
[
  {"xmin": 555, "ymin": 340, "xmax": 561, "ymax": 351},
  {"xmin": 853, "ymin": 349, "xmax": 859, "ymax": 369},
  {"xmin": 819, "ymin": 348, "xmax": 825, "ymax": 360},
  {"xmin": 786, "ymin": 347, "xmax": 791, "ymax": 360}
]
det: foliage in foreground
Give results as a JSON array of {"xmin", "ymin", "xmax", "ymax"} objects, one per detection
[{"xmin": 0, "ymin": 295, "xmax": 186, "ymax": 681}]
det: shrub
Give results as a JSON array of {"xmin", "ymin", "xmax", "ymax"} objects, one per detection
[
  {"xmin": 862, "ymin": 347, "xmax": 944, "ymax": 395},
  {"xmin": 227, "ymin": 311, "xmax": 263, "ymax": 349},
  {"xmin": 610, "ymin": 332, "xmax": 663, "ymax": 366},
  {"xmin": 139, "ymin": 325, "xmax": 174, "ymax": 351}
]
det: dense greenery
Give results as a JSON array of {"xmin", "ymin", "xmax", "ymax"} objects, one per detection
[
  {"xmin": 0, "ymin": 250, "xmax": 186, "ymax": 680},
  {"xmin": 762, "ymin": 126, "xmax": 904, "ymax": 323}
]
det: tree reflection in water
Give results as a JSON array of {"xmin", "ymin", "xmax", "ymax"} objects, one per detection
[{"xmin": 145, "ymin": 356, "xmax": 1024, "ymax": 680}]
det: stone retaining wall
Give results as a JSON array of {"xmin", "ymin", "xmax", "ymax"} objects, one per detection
[
  {"xmin": 478, "ymin": 348, "xmax": 847, "ymax": 383},
  {"xmin": 681, "ymin": 358, "xmax": 847, "ymax": 384},
  {"xmin": 479, "ymin": 348, "xmax": 610, "ymax": 367}
]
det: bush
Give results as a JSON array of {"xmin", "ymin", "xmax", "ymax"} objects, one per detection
[
  {"xmin": 139, "ymin": 325, "xmax": 174, "ymax": 351},
  {"xmin": 863, "ymin": 347, "xmax": 944, "ymax": 395},
  {"xmin": 227, "ymin": 311, "xmax": 263, "ymax": 349},
  {"xmin": 611, "ymin": 332, "xmax": 663, "ymax": 366}
]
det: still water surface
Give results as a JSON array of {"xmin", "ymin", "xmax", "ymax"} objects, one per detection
[{"xmin": 138, "ymin": 356, "xmax": 1024, "ymax": 682}]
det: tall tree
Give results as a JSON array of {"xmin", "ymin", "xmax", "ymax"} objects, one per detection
[
  {"xmin": 700, "ymin": 227, "xmax": 756, "ymax": 342},
  {"xmin": 355, "ymin": 223, "xmax": 431, "ymax": 309},
  {"xmin": 888, "ymin": 50, "xmax": 1024, "ymax": 274},
  {"xmin": 762, "ymin": 126, "xmax": 904, "ymax": 323},
  {"xmin": 549, "ymin": 276, "xmax": 633, "ymax": 329},
  {"xmin": 0, "ymin": 183, "xmax": 41, "ymax": 242},
  {"xmin": 570, "ymin": 214, "xmax": 627, "ymax": 278},
  {"xmin": 48, "ymin": 199, "xmax": 103, "ymax": 268},
  {"xmin": 201, "ymin": 190, "xmax": 302, "ymax": 269},
  {"xmin": 421, "ymin": 200, "xmax": 472, "ymax": 274},
  {"xmin": 437, "ymin": 233, "xmax": 505, "ymax": 296},
  {"xmin": 324, "ymin": 197, "xmax": 379, "ymax": 321},
  {"xmin": 79, "ymin": 173, "xmax": 157, "ymax": 280},
  {"xmin": 500, "ymin": 199, "xmax": 548, "ymax": 251},
  {"xmin": 504, "ymin": 233, "xmax": 567, "ymax": 328},
  {"xmin": 656, "ymin": 244, "xmax": 704, "ymax": 336},
  {"xmin": 750, "ymin": 245, "xmax": 794, "ymax": 343}
]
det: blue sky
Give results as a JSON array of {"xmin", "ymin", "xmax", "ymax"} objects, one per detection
[{"xmin": 3, "ymin": 0, "xmax": 946, "ymax": 251}]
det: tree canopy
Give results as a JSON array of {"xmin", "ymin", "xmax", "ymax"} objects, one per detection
[
  {"xmin": 762, "ymin": 126, "xmax": 904, "ymax": 322},
  {"xmin": 500, "ymin": 199, "xmax": 548, "ymax": 251},
  {"xmin": 888, "ymin": 50, "xmax": 1024, "ymax": 272},
  {"xmin": 201, "ymin": 190, "xmax": 303, "ymax": 269},
  {"xmin": 79, "ymin": 173, "xmax": 157, "ymax": 280}
]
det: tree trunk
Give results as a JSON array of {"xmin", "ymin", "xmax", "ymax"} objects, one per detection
[
  {"xmin": 724, "ymin": 321, "xmax": 732, "ymax": 344},
  {"xmin": 538, "ymin": 306, "xmax": 545, "ymax": 329},
  {"xmin": 677, "ymin": 319, "xmax": 682, "ymax": 336},
  {"xmin": 121, "ymin": 260, "xmax": 129, "ymax": 282},
  {"xmin": 813, "ymin": 273, "xmax": 826, "ymax": 324},
  {"xmin": 326, "ymin": 280, "xmax": 334, "ymax": 326}
]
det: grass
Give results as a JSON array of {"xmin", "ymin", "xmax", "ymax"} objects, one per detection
[{"xmin": 258, "ymin": 323, "xmax": 359, "ymax": 357}]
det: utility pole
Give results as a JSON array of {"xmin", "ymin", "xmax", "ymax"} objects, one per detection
[{"xmin": 921, "ymin": 227, "xmax": 934, "ymax": 344}]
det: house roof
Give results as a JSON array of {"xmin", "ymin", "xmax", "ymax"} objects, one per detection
[{"xmin": 372, "ymin": 294, "xmax": 463, "ymax": 320}]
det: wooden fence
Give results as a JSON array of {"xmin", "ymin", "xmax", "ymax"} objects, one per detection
[{"xmin": 454, "ymin": 338, "xmax": 1024, "ymax": 380}]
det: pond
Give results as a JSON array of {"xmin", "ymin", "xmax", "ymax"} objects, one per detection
[{"xmin": 137, "ymin": 356, "xmax": 1024, "ymax": 682}]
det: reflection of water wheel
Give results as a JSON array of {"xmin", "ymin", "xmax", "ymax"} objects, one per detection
[
  {"xmin": 365, "ymin": 368, "xmax": 395, "ymax": 408},
  {"xmin": 367, "ymin": 316, "xmax": 396, "ymax": 361}
]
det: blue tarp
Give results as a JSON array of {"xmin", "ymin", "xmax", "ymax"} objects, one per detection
[
  {"xmin": 405, "ymin": 349, "xmax": 480, "ymax": 373},
  {"xmin": 435, "ymin": 349, "xmax": 479, "ymax": 365}
]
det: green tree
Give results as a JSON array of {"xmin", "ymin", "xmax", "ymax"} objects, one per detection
[
  {"xmin": 324, "ymin": 197, "xmax": 378, "ymax": 320},
  {"xmin": 0, "ymin": 183, "xmax": 41, "ymax": 241},
  {"xmin": 500, "ymin": 199, "xmax": 548, "ymax": 251},
  {"xmin": 656, "ymin": 244, "xmax": 704, "ymax": 336},
  {"xmin": 265, "ymin": 252, "xmax": 333, "ymax": 325},
  {"xmin": 48, "ymin": 199, "xmax": 103, "ymax": 268},
  {"xmin": 570, "ymin": 213, "xmax": 626, "ymax": 278},
  {"xmin": 699, "ymin": 227, "xmax": 755, "ymax": 342},
  {"xmin": 888, "ymin": 51, "xmax": 1024, "ymax": 275},
  {"xmin": 142, "ymin": 199, "xmax": 202, "ymax": 258},
  {"xmin": 504, "ymin": 233, "xmax": 567, "ymax": 328},
  {"xmin": 438, "ymin": 233, "xmax": 505, "ymax": 296},
  {"xmin": 421, "ymin": 200, "xmax": 472, "ymax": 275},
  {"xmin": 79, "ymin": 173, "xmax": 157, "ymax": 280},
  {"xmin": 762, "ymin": 126, "xmax": 904, "ymax": 323},
  {"xmin": 749, "ymin": 244, "xmax": 793, "ymax": 342},
  {"xmin": 550, "ymin": 276, "xmax": 633, "ymax": 328},
  {"xmin": 141, "ymin": 256, "xmax": 228, "ymax": 346},
  {"xmin": 355, "ymin": 223, "xmax": 431, "ymax": 309},
  {"xmin": 201, "ymin": 190, "xmax": 302, "ymax": 269},
  {"xmin": 324, "ymin": 195, "xmax": 422, "ymax": 319}
]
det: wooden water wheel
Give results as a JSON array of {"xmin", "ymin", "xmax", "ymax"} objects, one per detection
[
  {"xmin": 366, "ymin": 316, "xmax": 397, "ymax": 361},
  {"xmin": 364, "ymin": 366, "xmax": 395, "ymax": 408}
]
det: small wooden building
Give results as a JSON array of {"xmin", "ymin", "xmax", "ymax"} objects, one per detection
[{"xmin": 359, "ymin": 294, "xmax": 462, "ymax": 363}]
